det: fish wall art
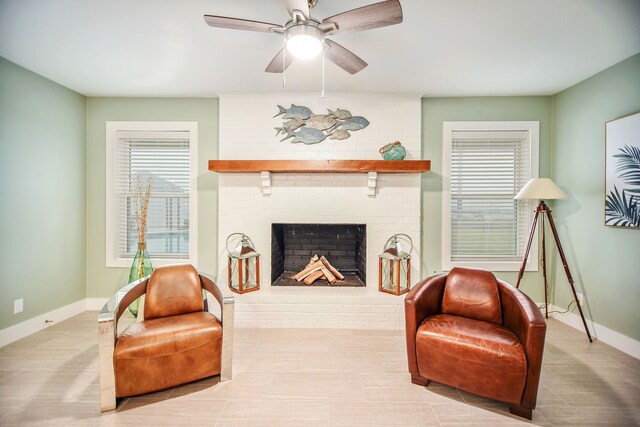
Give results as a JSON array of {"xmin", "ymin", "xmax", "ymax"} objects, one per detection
[{"xmin": 274, "ymin": 104, "xmax": 369, "ymax": 145}]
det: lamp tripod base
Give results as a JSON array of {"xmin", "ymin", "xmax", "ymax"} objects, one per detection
[{"xmin": 516, "ymin": 201, "xmax": 593, "ymax": 343}]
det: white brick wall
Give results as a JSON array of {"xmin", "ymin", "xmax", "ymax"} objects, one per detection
[{"xmin": 217, "ymin": 94, "xmax": 421, "ymax": 329}]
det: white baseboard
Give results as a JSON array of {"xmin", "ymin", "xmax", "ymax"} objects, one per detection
[
  {"xmin": 0, "ymin": 298, "xmax": 109, "ymax": 348},
  {"xmin": 0, "ymin": 299, "xmax": 86, "ymax": 347},
  {"xmin": 86, "ymin": 298, "xmax": 109, "ymax": 311},
  {"xmin": 548, "ymin": 304, "xmax": 640, "ymax": 359}
]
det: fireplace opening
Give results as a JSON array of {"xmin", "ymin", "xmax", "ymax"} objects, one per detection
[{"xmin": 271, "ymin": 223, "xmax": 366, "ymax": 287}]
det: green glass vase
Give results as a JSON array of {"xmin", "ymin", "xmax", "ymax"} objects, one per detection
[{"xmin": 128, "ymin": 242, "xmax": 153, "ymax": 317}]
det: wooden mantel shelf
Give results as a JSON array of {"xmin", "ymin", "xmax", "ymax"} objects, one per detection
[
  {"xmin": 209, "ymin": 160, "xmax": 430, "ymax": 197},
  {"xmin": 208, "ymin": 159, "xmax": 430, "ymax": 174}
]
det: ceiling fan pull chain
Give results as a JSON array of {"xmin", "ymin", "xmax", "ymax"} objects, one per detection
[
  {"xmin": 282, "ymin": 38, "xmax": 287, "ymax": 87},
  {"xmin": 321, "ymin": 48, "xmax": 325, "ymax": 98}
]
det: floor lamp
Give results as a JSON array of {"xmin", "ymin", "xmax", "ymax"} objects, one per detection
[{"xmin": 514, "ymin": 178, "xmax": 593, "ymax": 342}]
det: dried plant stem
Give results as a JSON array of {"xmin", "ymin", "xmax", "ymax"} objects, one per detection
[{"xmin": 134, "ymin": 175, "xmax": 153, "ymax": 244}]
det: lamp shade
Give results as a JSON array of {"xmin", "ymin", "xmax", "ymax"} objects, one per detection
[{"xmin": 514, "ymin": 178, "xmax": 567, "ymax": 200}]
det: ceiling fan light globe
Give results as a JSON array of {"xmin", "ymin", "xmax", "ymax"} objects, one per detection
[
  {"xmin": 285, "ymin": 24, "xmax": 324, "ymax": 60},
  {"xmin": 287, "ymin": 35, "xmax": 322, "ymax": 59}
]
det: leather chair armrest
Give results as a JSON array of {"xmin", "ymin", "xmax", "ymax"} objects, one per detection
[
  {"xmin": 98, "ymin": 276, "xmax": 148, "ymax": 412},
  {"xmin": 200, "ymin": 274, "xmax": 234, "ymax": 382},
  {"xmin": 498, "ymin": 280, "xmax": 546, "ymax": 410},
  {"xmin": 404, "ymin": 273, "xmax": 447, "ymax": 376}
]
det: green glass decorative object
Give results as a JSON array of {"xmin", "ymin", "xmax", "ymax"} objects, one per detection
[
  {"xmin": 128, "ymin": 242, "xmax": 153, "ymax": 317},
  {"xmin": 379, "ymin": 141, "xmax": 406, "ymax": 160}
]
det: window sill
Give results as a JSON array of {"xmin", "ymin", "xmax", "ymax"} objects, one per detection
[
  {"xmin": 107, "ymin": 257, "xmax": 197, "ymax": 269},
  {"xmin": 443, "ymin": 260, "xmax": 539, "ymax": 272}
]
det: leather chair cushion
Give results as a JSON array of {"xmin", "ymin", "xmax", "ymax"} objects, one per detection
[
  {"xmin": 416, "ymin": 314, "xmax": 526, "ymax": 404},
  {"xmin": 114, "ymin": 311, "xmax": 222, "ymax": 397},
  {"xmin": 144, "ymin": 264, "xmax": 204, "ymax": 320},
  {"xmin": 442, "ymin": 267, "xmax": 502, "ymax": 324}
]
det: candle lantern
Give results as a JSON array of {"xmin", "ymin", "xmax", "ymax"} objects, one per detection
[
  {"xmin": 378, "ymin": 234, "xmax": 413, "ymax": 295},
  {"xmin": 226, "ymin": 233, "xmax": 260, "ymax": 294}
]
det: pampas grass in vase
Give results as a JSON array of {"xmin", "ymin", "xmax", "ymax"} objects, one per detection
[{"xmin": 128, "ymin": 176, "xmax": 153, "ymax": 317}]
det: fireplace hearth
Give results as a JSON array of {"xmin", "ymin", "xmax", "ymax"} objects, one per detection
[{"xmin": 271, "ymin": 223, "xmax": 366, "ymax": 287}]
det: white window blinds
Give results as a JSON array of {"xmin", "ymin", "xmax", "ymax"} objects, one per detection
[
  {"xmin": 450, "ymin": 131, "xmax": 531, "ymax": 262},
  {"xmin": 114, "ymin": 130, "xmax": 191, "ymax": 260},
  {"xmin": 442, "ymin": 122, "xmax": 538, "ymax": 272}
]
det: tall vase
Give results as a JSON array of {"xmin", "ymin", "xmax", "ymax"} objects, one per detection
[{"xmin": 128, "ymin": 242, "xmax": 153, "ymax": 317}]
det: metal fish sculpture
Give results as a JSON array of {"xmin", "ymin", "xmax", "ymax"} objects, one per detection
[
  {"xmin": 304, "ymin": 114, "xmax": 337, "ymax": 131},
  {"xmin": 274, "ymin": 117, "xmax": 305, "ymax": 136},
  {"xmin": 327, "ymin": 108, "xmax": 352, "ymax": 120},
  {"xmin": 328, "ymin": 129, "xmax": 351, "ymax": 140},
  {"xmin": 274, "ymin": 104, "xmax": 312, "ymax": 120},
  {"xmin": 335, "ymin": 116, "xmax": 369, "ymax": 131},
  {"xmin": 281, "ymin": 128, "xmax": 327, "ymax": 145}
]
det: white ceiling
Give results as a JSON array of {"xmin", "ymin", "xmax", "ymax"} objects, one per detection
[{"xmin": 1, "ymin": 0, "xmax": 639, "ymax": 97}]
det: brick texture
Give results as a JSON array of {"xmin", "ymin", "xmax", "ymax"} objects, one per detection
[{"xmin": 271, "ymin": 224, "xmax": 366, "ymax": 285}]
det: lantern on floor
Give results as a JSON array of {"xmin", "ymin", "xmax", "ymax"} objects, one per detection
[
  {"xmin": 226, "ymin": 233, "xmax": 260, "ymax": 294},
  {"xmin": 378, "ymin": 234, "xmax": 413, "ymax": 295}
]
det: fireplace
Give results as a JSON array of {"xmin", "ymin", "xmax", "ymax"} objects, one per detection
[
  {"xmin": 271, "ymin": 223, "xmax": 366, "ymax": 287},
  {"xmin": 217, "ymin": 94, "xmax": 422, "ymax": 328}
]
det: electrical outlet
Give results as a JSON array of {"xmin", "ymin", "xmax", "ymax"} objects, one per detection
[
  {"xmin": 576, "ymin": 293, "xmax": 584, "ymax": 305},
  {"xmin": 14, "ymin": 298, "xmax": 24, "ymax": 314}
]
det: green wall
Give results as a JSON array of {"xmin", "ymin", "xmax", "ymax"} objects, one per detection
[
  {"xmin": 86, "ymin": 98, "xmax": 219, "ymax": 297},
  {"xmin": 0, "ymin": 57, "xmax": 86, "ymax": 329},
  {"xmin": 421, "ymin": 96, "xmax": 553, "ymax": 302},
  {"xmin": 551, "ymin": 53, "xmax": 640, "ymax": 340}
]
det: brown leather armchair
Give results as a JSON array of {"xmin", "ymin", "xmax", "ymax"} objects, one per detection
[
  {"xmin": 405, "ymin": 267, "xmax": 546, "ymax": 419},
  {"xmin": 98, "ymin": 264, "xmax": 234, "ymax": 411}
]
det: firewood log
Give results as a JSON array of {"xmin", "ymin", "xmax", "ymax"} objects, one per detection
[
  {"xmin": 303, "ymin": 270, "xmax": 325, "ymax": 285},
  {"xmin": 320, "ymin": 256, "xmax": 344, "ymax": 280},
  {"xmin": 321, "ymin": 267, "xmax": 337, "ymax": 284},
  {"xmin": 304, "ymin": 255, "xmax": 319, "ymax": 268},
  {"xmin": 294, "ymin": 261, "xmax": 324, "ymax": 281}
]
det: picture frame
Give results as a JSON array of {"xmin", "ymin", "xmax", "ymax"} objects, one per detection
[{"xmin": 604, "ymin": 111, "xmax": 640, "ymax": 228}]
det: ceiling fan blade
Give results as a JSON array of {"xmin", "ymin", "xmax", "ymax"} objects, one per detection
[
  {"xmin": 204, "ymin": 15, "xmax": 283, "ymax": 33},
  {"xmin": 321, "ymin": 0, "xmax": 402, "ymax": 35},
  {"xmin": 324, "ymin": 39, "xmax": 367, "ymax": 74},
  {"xmin": 282, "ymin": 0, "xmax": 310, "ymax": 20},
  {"xmin": 265, "ymin": 48, "xmax": 295, "ymax": 73}
]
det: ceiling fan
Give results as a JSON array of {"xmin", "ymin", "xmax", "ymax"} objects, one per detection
[{"xmin": 203, "ymin": 0, "xmax": 403, "ymax": 75}]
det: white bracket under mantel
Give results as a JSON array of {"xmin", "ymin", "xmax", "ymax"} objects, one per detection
[
  {"xmin": 260, "ymin": 171, "xmax": 271, "ymax": 195},
  {"xmin": 259, "ymin": 170, "xmax": 380, "ymax": 198},
  {"xmin": 367, "ymin": 172, "xmax": 378, "ymax": 197}
]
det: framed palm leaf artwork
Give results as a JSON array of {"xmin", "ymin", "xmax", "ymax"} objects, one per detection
[{"xmin": 605, "ymin": 111, "xmax": 640, "ymax": 228}]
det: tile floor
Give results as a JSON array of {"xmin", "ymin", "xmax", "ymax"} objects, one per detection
[{"xmin": 0, "ymin": 311, "xmax": 639, "ymax": 426}]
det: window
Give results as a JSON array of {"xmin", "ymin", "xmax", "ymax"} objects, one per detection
[
  {"xmin": 442, "ymin": 121, "xmax": 539, "ymax": 271},
  {"xmin": 106, "ymin": 122, "xmax": 197, "ymax": 268}
]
